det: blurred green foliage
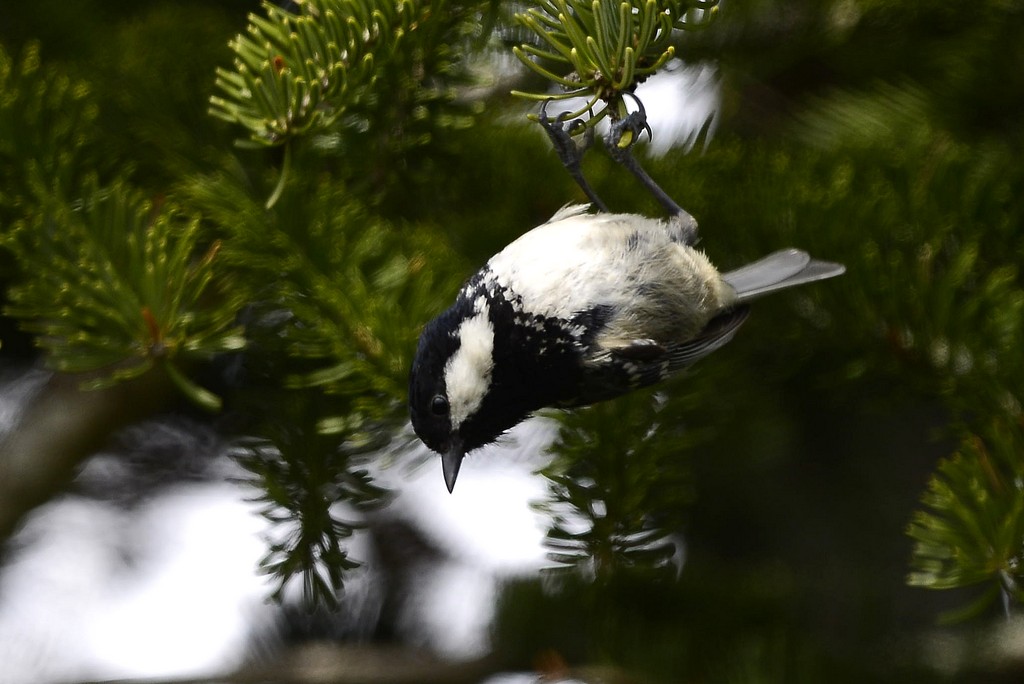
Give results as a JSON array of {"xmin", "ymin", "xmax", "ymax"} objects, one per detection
[
  {"xmin": 4, "ymin": 179, "xmax": 244, "ymax": 408},
  {"xmin": 908, "ymin": 420, "xmax": 1024, "ymax": 622},
  {"xmin": 0, "ymin": 41, "xmax": 102, "ymax": 234},
  {"xmin": 2, "ymin": 0, "xmax": 1024, "ymax": 681}
]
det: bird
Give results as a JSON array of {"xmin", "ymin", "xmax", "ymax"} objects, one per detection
[{"xmin": 409, "ymin": 204, "xmax": 844, "ymax": 492}]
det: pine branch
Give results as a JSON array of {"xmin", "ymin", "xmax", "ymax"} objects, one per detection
[
  {"xmin": 174, "ymin": 0, "xmax": 483, "ymax": 600},
  {"xmin": 4, "ymin": 180, "xmax": 244, "ymax": 410},
  {"xmin": 183, "ymin": 170, "xmax": 463, "ymax": 601},
  {"xmin": 211, "ymin": 0, "xmax": 386, "ymax": 146},
  {"xmin": 184, "ymin": 171, "xmax": 463, "ymax": 421},
  {"xmin": 536, "ymin": 388, "xmax": 698, "ymax": 581},
  {"xmin": 210, "ymin": 0, "xmax": 466, "ymax": 148},
  {"xmin": 907, "ymin": 421, "xmax": 1024, "ymax": 621},
  {"xmin": 511, "ymin": 0, "xmax": 719, "ymax": 130},
  {"xmin": 232, "ymin": 389, "xmax": 390, "ymax": 608},
  {"xmin": 0, "ymin": 370, "xmax": 176, "ymax": 543},
  {"xmin": 209, "ymin": 0, "xmax": 483, "ymax": 208}
]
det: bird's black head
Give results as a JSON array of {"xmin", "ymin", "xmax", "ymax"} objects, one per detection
[
  {"xmin": 411, "ymin": 273, "xmax": 589, "ymax": 492},
  {"xmin": 409, "ymin": 295, "xmax": 510, "ymax": 492}
]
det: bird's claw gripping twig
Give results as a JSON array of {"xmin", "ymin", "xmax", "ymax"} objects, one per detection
[
  {"xmin": 605, "ymin": 95, "xmax": 698, "ymax": 241},
  {"xmin": 606, "ymin": 103, "xmax": 653, "ymax": 151},
  {"xmin": 539, "ymin": 99, "xmax": 609, "ymax": 212},
  {"xmin": 537, "ymin": 96, "xmax": 698, "ymax": 243},
  {"xmin": 539, "ymin": 99, "xmax": 593, "ymax": 170}
]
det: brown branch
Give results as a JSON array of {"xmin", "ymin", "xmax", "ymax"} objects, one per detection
[{"xmin": 0, "ymin": 366, "xmax": 175, "ymax": 542}]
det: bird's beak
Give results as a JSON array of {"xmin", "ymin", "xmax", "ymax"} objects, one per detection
[{"xmin": 442, "ymin": 438, "xmax": 464, "ymax": 494}]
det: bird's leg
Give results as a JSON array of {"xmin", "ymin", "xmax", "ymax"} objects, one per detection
[
  {"xmin": 539, "ymin": 99, "xmax": 609, "ymax": 212},
  {"xmin": 605, "ymin": 95, "xmax": 698, "ymax": 243}
]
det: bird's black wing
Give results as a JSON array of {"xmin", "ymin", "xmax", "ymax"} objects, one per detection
[
  {"xmin": 567, "ymin": 305, "xmax": 750, "ymax": 407},
  {"xmin": 664, "ymin": 305, "xmax": 750, "ymax": 372}
]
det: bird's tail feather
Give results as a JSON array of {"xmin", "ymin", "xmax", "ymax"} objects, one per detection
[{"xmin": 724, "ymin": 249, "xmax": 845, "ymax": 302}]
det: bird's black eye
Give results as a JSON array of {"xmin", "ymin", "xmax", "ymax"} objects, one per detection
[{"xmin": 430, "ymin": 395, "xmax": 449, "ymax": 416}]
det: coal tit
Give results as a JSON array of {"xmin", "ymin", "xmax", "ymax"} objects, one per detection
[{"xmin": 410, "ymin": 205, "xmax": 844, "ymax": 492}]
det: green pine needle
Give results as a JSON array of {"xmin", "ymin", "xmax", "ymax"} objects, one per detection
[
  {"xmin": 210, "ymin": 0, "xmax": 426, "ymax": 146},
  {"xmin": 0, "ymin": 42, "xmax": 102, "ymax": 232},
  {"xmin": 4, "ymin": 180, "xmax": 244, "ymax": 409},
  {"xmin": 536, "ymin": 388, "xmax": 699, "ymax": 580},
  {"xmin": 907, "ymin": 422, "xmax": 1024, "ymax": 619},
  {"xmin": 512, "ymin": 0, "xmax": 719, "ymax": 133},
  {"xmin": 232, "ymin": 392, "xmax": 391, "ymax": 608}
]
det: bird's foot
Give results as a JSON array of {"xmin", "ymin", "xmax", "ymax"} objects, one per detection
[
  {"xmin": 539, "ymin": 99, "xmax": 594, "ymax": 172},
  {"xmin": 605, "ymin": 99, "xmax": 653, "ymax": 160},
  {"xmin": 539, "ymin": 99, "xmax": 608, "ymax": 211},
  {"xmin": 603, "ymin": 95, "xmax": 697, "ymax": 236}
]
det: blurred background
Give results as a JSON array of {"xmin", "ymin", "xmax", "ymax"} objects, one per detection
[{"xmin": 2, "ymin": 1, "xmax": 1024, "ymax": 682}]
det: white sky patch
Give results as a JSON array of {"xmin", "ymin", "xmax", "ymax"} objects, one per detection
[
  {"xmin": 400, "ymin": 562, "xmax": 496, "ymax": 658},
  {"xmin": 85, "ymin": 486, "xmax": 272, "ymax": 679},
  {"xmin": 373, "ymin": 419, "xmax": 556, "ymax": 660},
  {"xmin": 0, "ymin": 485, "xmax": 273, "ymax": 684},
  {"xmin": 388, "ymin": 418, "xmax": 556, "ymax": 572},
  {"xmin": 636, "ymin": 59, "xmax": 720, "ymax": 156},
  {"xmin": 444, "ymin": 302, "xmax": 495, "ymax": 427},
  {"xmin": 481, "ymin": 675, "xmax": 548, "ymax": 684},
  {"xmin": 0, "ymin": 385, "xmax": 557, "ymax": 682}
]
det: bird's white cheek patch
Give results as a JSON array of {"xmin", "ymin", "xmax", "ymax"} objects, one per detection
[{"xmin": 444, "ymin": 308, "xmax": 495, "ymax": 428}]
